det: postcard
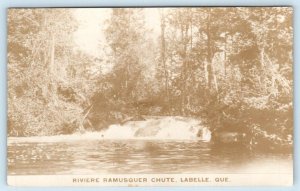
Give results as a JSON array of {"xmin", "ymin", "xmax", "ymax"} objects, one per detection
[{"xmin": 7, "ymin": 7, "xmax": 293, "ymax": 186}]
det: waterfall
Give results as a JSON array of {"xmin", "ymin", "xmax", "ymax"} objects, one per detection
[
  {"xmin": 100, "ymin": 116, "xmax": 211, "ymax": 141},
  {"xmin": 7, "ymin": 116, "xmax": 212, "ymax": 143}
]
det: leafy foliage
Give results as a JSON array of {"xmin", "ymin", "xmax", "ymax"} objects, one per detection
[{"xmin": 8, "ymin": 8, "xmax": 293, "ymax": 148}]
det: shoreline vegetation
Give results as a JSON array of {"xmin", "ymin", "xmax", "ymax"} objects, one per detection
[{"xmin": 8, "ymin": 8, "xmax": 293, "ymax": 151}]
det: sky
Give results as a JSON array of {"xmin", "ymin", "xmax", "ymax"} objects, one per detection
[{"xmin": 72, "ymin": 8, "xmax": 161, "ymax": 57}]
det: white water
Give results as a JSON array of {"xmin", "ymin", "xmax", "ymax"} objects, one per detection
[
  {"xmin": 8, "ymin": 116, "xmax": 211, "ymax": 143},
  {"xmin": 102, "ymin": 116, "xmax": 211, "ymax": 141}
]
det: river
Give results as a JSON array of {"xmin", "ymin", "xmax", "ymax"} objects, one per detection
[
  {"xmin": 7, "ymin": 117, "xmax": 292, "ymax": 175},
  {"xmin": 8, "ymin": 138, "xmax": 292, "ymax": 175}
]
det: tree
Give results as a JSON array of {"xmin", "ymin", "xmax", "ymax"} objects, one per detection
[
  {"xmin": 7, "ymin": 9, "xmax": 92, "ymax": 136},
  {"xmin": 104, "ymin": 8, "xmax": 147, "ymax": 100}
]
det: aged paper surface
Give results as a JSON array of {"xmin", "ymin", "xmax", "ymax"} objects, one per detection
[{"xmin": 7, "ymin": 7, "xmax": 293, "ymax": 186}]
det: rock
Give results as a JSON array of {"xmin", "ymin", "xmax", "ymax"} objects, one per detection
[
  {"xmin": 213, "ymin": 131, "xmax": 246, "ymax": 144},
  {"xmin": 134, "ymin": 125, "xmax": 161, "ymax": 137},
  {"xmin": 197, "ymin": 127, "xmax": 212, "ymax": 142},
  {"xmin": 120, "ymin": 115, "xmax": 146, "ymax": 125}
]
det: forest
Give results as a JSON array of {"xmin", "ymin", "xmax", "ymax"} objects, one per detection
[{"xmin": 8, "ymin": 8, "xmax": 293, "ymax": 148}]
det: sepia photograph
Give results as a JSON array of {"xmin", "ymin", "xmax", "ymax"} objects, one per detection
[{"xmin": 7, "ymin": 7, "xmax": 293, "ymax": 186}]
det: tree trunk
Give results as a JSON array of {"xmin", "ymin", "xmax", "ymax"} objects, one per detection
[
  {"xmin": 206, "ymin": 9, "xmax": 213, "ymax": 91},
  {"xmin": 49, "ymin": 32, "xmax": 58, "ymax": 106},
  {"xmin": 180, "ymin": 20, "xmax": 188, "ymax": 115},
  {"xmin": 160, "ymin": 10, "xmax": 170, "ymax": 114}
]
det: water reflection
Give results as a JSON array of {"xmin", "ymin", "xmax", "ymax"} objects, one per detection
[{"xmin": 8, "ymin": 140, "xmax": 292, "ymax": 175}]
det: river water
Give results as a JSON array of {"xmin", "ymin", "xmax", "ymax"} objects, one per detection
[{"xmin": 7, "ymin": 139, "xmax": 292, "ymax": 175}]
